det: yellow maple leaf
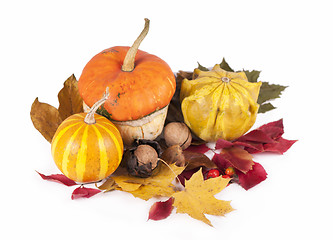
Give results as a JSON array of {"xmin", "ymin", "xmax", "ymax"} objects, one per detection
[
  {"xmin": 129, "ymin": 184, "xmax": 176, "ymax": 201},
  {"xmin": 172, "ymin": 169, "xmax": 234, "ymax": 226},
  {"xmin": 98, "ymin": 162, "xmax": 185, "ymax": 201},
  {"xmin": 120, "ymin": 162, "xmax": 185, "ymax": 187}
]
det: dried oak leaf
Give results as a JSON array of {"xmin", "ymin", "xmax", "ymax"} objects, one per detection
[
  {"xmin": 58, "ymin": 74, "xmax": 84, "ymax": 121},
  {"xmin": 148, "ymin": 197, "xmax": 174, "ymax": 221},
  {"xmin": 172, "ymin": 169, "xmax": 233, "ymax": 227},
  {"xmin": 30, "ymin": 98, "xmax": 63, "ymax": 142}
]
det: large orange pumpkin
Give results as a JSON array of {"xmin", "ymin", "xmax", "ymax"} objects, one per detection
[
  {"xmin": 78, "ymin": 19, "xmax": 176, "ymax": 145},
  {"xmin": 78, "ymin": 20, "xmax": 176, "ymax": 121},
  {"xmin": 51, "ymin": 90, "xmax": 123, "ymax": 183},
  {"xmin": 78, "ymin": 46, "xmax": 175, "ymax": 121}
]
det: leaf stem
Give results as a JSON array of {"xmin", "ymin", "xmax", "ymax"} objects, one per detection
[{"xmin": 158, "ymin": 158, "xmax": 183, "ymax": 188}]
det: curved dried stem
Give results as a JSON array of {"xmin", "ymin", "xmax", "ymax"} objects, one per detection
[
  {"xmin": 84, "ymin": 87, "xmax": 110, "ymax": 124},
  {"xmin": 121, "ymin": 18, "xmax": 150, "ymax": 72}
]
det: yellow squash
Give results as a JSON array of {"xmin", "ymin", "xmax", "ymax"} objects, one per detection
[{"xmin": 180, "ymin": 64, "xmax": 262, "ymax": 142}]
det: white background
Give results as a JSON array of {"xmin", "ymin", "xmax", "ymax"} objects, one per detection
[{"xmin": 1, "ymin": 0, "xmax": 332, "ymax": 239}]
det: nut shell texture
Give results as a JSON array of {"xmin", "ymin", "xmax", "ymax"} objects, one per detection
[{"xmin": 164, "ymin": 122, "xmax": 192, "ymax": 149}]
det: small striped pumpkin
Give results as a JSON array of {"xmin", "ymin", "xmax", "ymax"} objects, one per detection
[{"xmin": 51, "ymin": 89, "xmax": 123, "ymax": 183}]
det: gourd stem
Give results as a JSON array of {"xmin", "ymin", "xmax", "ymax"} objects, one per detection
[
  {"xmin": 84, "ymin": 88, "xmax": 110, "ymax": 125},
  {"xmin": 121, "ymin": 18, "xmax": 150, "ymax": 72}
]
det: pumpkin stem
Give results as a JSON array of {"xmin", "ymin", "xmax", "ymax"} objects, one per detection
[
  {"xmin": 121, "ymin": 18, "xmax": 150, "ymax": 72},
  {"xmin": 84, "ymin": 88, "xmax": 110, "ymax": 125}
]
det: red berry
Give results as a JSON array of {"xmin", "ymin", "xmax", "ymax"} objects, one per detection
[
  {"xmin": 207, "ymin": 169, "xmax": 220, "ymax": 179},
  {"xmin": 222, "ymin": 175, "xmax": 230, "ymax": 179},
  {"xmin": 225, "ymin": 167, "xmax": 235, "ymax": 177}
]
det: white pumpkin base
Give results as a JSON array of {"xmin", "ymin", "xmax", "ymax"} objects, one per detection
[{"xmin": 83, "ymin": 102, "xmax": 168, "ymax": 146}]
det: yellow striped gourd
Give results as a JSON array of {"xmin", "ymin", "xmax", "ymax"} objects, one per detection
[{"xmin": 51, "ymin": 89, "xmax": 123, "ymax": 183}]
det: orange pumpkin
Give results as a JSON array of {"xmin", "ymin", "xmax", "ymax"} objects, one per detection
[
  {"xmin": 78, "ymin": 19, "xmax": 176, "ymax": 146},
  {"xmin": 51, "ymin": 89, "xmax": 123, "ymax": 183},
  {"xmin": 78, "ymin": 19, "xmax": 176, "ymax": 121}
]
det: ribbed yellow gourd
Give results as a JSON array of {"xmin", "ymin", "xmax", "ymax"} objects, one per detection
[
  {"xmin": 180, "ymin": 64, "xmax": 262, "ymax": 142},
  {"xmin": 51, "ymin": 89, "xmax": 123, "ymax": 183}
]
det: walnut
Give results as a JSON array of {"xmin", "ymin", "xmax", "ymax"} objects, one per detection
[
  {"xmin": 161, "ymin": 145, "xmax": 185, "ymax": 167},
  {"xmin": 134, "ymin": 145, "xmax": 158, "ymax": 169},
  {"xmin": 164, "ymin": 122, "xmax": 192, "ymax": 150},
  {"xmin": 125, "ymin": 140, "xmax": 162, "ymax": 178}
]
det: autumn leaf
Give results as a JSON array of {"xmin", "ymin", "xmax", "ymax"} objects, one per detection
[
  {"xmin": 129, "ymin": 184, "xmax": 176, "ymax": 201},
  {"xmin": 100, "ymin": 163, "xmax": 185, "ymax": 201},
  {"xmin": 185, "ymin": 144, "xmax": 211, "ymax": 154},
  {"xmin": 119, "ymin": 162, "xmax": 185, "ymax": 188},
  {"xmin": 31, "ymin": 74, "xmax": 84, "ymax": 142},
  {"xmin": 36, "ymin": 171, "xmax": 77, "ymax": 186},
  {"xmin": 215, "ymin": 119, "xmax": 296, "ymax": 155},
  {"xmin": 183, "ymin": 151, "xmax": 217, "ymax": 170},
  {"xmin": 96, "ymin": 178, "xmax": 117, "ymax": 192},
  {"xmin": 236, "ymin": 162, "xmax": 267, "ymax": 190},
  {"xmin": 172, "ymin": 169, "xmax": 234, "ymax": 226},
  {"xmin": 219, "ymin": 58, "xmax": 234, "ymax": 72},
  {"xmin": 236, "ymin": 119, "xmax": 297, "ymax": 154},
  {"xmin": 71, "ymin": 185, "xmax": 101, "ymax": 200},
  {"xmin": 219, "ymin": 147, "xmax": 254, "ymax": 174},
  {"xmin": 161, "ymin": 145, "xmax": 217, "ymax": 170},
  {"xmin": 30, "ymin": 98, "xmax": 63, "ymax": 142},
  {"xmin": 58, "ymin": 74, "xmax": 83, "ymax": 121},
  {"xmin": 148, "ymin": 198, "xmax": 174, "ymax": 221}
]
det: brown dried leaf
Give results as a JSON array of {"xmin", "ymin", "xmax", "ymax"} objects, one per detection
[
  {"xmin": 30, "ymin": 98, "xmax": 62, "ymax": 142},
  {"xmin": 58, "ymin": 74, "xmax": 83, "ymax": 121},
  {"xmin": 96, "ymin": 178, "xmax": 116, "ymax": 192},
  {"xmin": 183, "ymin": 151, "xmax": 217, "ymax": 170}
]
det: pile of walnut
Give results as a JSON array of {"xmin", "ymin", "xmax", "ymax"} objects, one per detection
[{"xmin": 123, "ymin": 122, "xmax": 192, "ymax": 177}]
